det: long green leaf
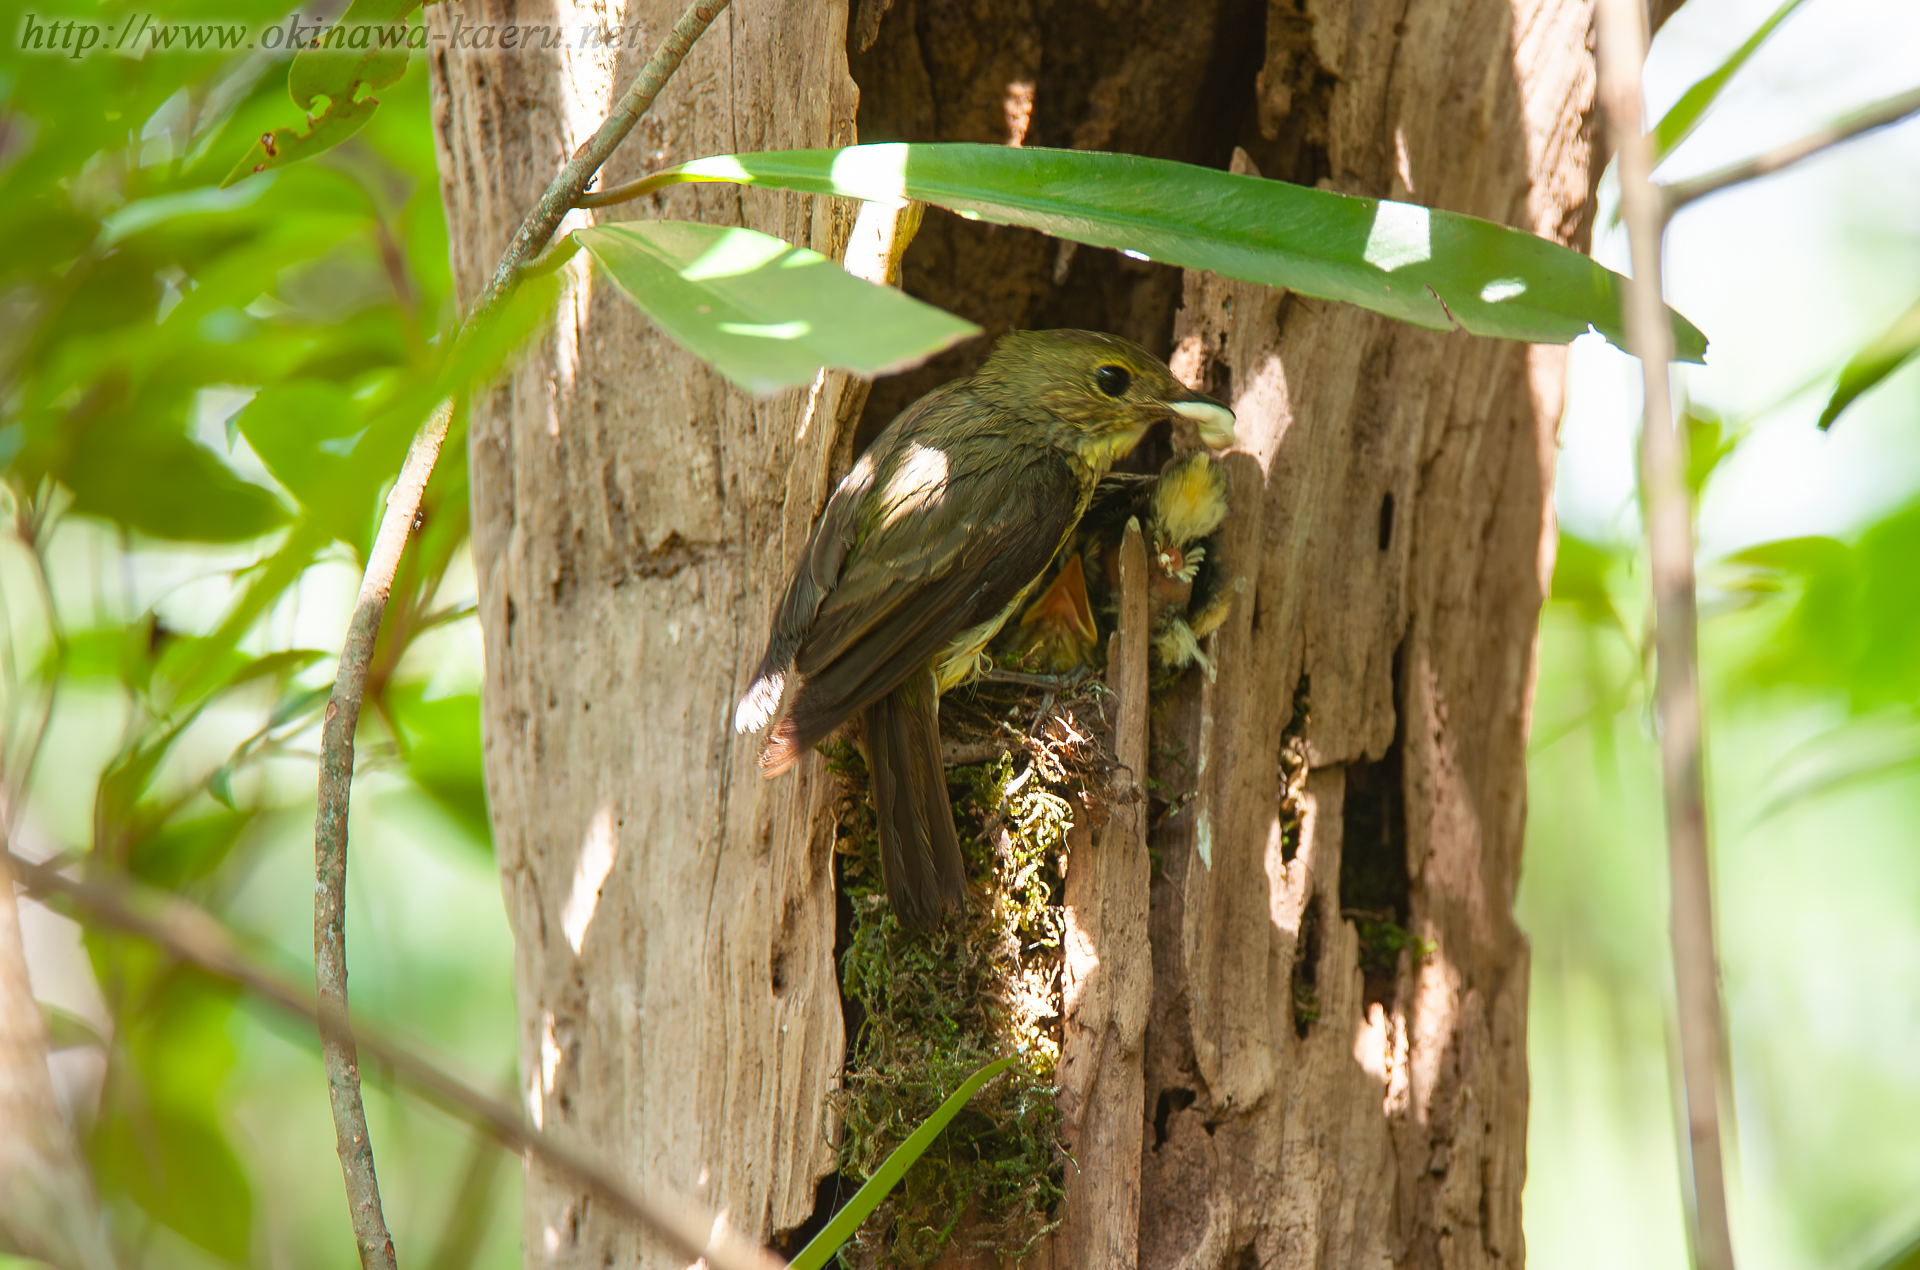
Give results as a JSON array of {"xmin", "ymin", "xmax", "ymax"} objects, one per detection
[
  {"xmin": 1819, "ymin": 292, "xmax": 1920, "ymax": 430},
  {"xmin": 576, "ymin": 221, "xmax": 980, "ymax": 393},
  {"xmin": 639, "ymin": 144, "xmax": 1708, "ymax": 362},
  {"xmin": 789, "ymin": 1056, "xmax": 1016, "ymax": 1270},
  {"xmin": 1651, "ymin": 0, "xmax": 1808, "ymax": 160}
]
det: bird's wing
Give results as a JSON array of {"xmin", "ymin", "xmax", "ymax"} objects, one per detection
[{"xmin": 769, "ymin": 431, "xmax": 1082, "ymax": 758}]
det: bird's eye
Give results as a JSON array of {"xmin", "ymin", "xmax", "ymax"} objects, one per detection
[{"xmin": 1094, "ymin": 364, "xmax": 1132, "ymax": 397}]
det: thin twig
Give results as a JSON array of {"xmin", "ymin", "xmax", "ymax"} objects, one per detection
[
  {"xmin": 308, "ymin": 2, "xmax": 733, "ymax": 1257},
  {"xmin": 1663, "ymin": 84, "xmax": 1920, "ymax": 213},
  {"xmin": 1595, "ymin": 4, "xmax": 1738, "ymax": 1270},
  {"xmin": 577, "ymin": 169, "xmax": 683, "ymax": 210},
  {"xmin": 477, "ymin": 0, "xmax": 732, "ymax": 314},
  {"xmin": 4, "ymin": 850, "xmax": 785, "ymax": 1270}
]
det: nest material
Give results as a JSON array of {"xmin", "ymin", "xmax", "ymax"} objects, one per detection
[
  {"xmin": 827, "ymin": 674, "xmax": 1115, "ymax": 1267},
  {"xmin": 822, "ymin": 456, "xmax": 1235, "ymax": 1263}
]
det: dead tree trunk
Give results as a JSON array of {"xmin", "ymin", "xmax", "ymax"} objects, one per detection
[
  {"xmin": 428, "ymin": 3, "xmax": 863, "ymax": 1263},
  {"xmin": 432, "ymin": 0, "xmax": 1591, "ymax": 1262},
  {"xmin": 849, "ymin": 1, "xmax": 1589, "ymax": 1264}
]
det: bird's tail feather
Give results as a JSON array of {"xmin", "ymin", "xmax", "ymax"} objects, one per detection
[{"xmin": 864, "ymin": 668, "xmax": 967, "ymax": 932}]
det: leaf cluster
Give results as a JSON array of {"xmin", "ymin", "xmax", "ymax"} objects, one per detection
[{"xmin": 1, "ymin": 27, "xmax": 501, "ymax": 1261}]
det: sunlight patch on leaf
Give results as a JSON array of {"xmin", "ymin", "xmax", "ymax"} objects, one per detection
[
  {"xmin": 576, "ymin": 220, "xmax": 980, "ymax": 394},
  {"xmin": 1363, "ymin": 201, "xmax": 1432, "ymax": 272}
]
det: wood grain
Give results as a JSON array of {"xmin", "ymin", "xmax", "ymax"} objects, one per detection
[
  {"xmin": 1137, "ymin": 0, "xmax": 1593, "ymax": 1264},
  {"xmin": 427, "ymin": 0, "xmax": 1600, "ymax": 1260},
  {"xmin": 428, "ymin": 2, "xmax": 861, "ymax": 1261},
  {"xmin": 1056, "ymin": 521, "xmax": 1154, "ymax": 1269}
]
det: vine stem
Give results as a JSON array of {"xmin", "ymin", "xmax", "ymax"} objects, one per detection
[
  {"xmin": 1594, "ymin": 3, "xmax": 1737, "ymax": 1270},
  {"xmin": 5, "ymin": 850, "xmax": 783, "ymax": 1270},
  {"xmin": 314, "ymin": 401, "xmax": 452, "ymax": 1270},
  {"xmin": 309, "ymin": 1, "xmax": 732, "ymax": 1263}
]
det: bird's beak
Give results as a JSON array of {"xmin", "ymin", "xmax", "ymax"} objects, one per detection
[{"xmin": 1169, "ymin": 393, "xmax": 1237, "ymax": 449}]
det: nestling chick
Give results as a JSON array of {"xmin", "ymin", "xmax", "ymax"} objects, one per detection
[{"xmin": 1015, "ymin": 451, "xmax": 1237, "ymax": 677}]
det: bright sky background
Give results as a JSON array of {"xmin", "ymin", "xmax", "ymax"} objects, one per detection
[{"xmin": 1557, "ymin": 0, "xmax": 1920, "ymax": 556}]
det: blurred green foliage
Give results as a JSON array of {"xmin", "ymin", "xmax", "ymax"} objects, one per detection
[
  {"xmin": 3, "ymin": 0, "xmax": 1918, "ymax": 1267},
  {"xmin": 2, "ymin": 6, "xmax": 515, "ymax": 1266}
]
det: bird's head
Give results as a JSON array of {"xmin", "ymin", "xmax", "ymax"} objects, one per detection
[{"xmin": 972, "ymin": 329, "xmax": 1236, "ymax": 464}]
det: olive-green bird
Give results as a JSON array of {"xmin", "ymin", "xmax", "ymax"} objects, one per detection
[{"xmin": 734, "ymin": 329, "xmax": 1235, "ymax": 931}]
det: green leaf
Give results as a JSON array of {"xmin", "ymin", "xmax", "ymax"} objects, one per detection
[
  {"xmin": 643, "ymin": 144, "xmax": 1708, "ymax": 361},
  {"xmin": 575, "ymin": 221, "xmax": 981, "ymax": 393},
  {"xmin": 129, "ymin": 810, "xmax": 255, "ymax": 889},
  {"xmin": 53, "ymin": 625, "xmax": 157, "ymax": 691},
  {"xmin": 62, "ymin": 424, "xmax": 289, "ymax": 544},
  {"xmin": 231, "ymin": 379, "xmax": 414, "ymax": 546},
  {"xmin": 89, "ymin": 970, "xmax": 252, "ymax": 1263},
  {"xmin": 1651, "ymin": 0, "xmax": 1809, "ymax": 160},
  {"xmin": 789, "ymin": 1057, "xmax": 1015, "ymax": 1270},
  {"xmin": 97, "ymin": 719, "xmax": 201, "ymax": 855},
  {"xmin": 1550, "ymin": 532, "xmax": 1628, "ymax": 630},
  {"xmin": 1818, "ymin": 293, "xmax": 1920, "ymax": 431},
  {"xmin": 388, "ymin": 687, "xmax": 490, "ymax": 848},
  {"xmin": 288, "ymin": 0, "xmax": 420, "ymax": 120},
  {"xmin": 231, "ymin": 649, "xmax": 330, "ymax": 691},
  {"xmin": 208, "ymin": 764, "xmax": 238, "ymax": 810},
  {"xmin": 220, "ymin": 0, "xmax": 423, "ymax": 187},
  {"xmin": 222, "ymin": 95, "xmax": 382, "ymax": 187},
  {"xmin": 1733, "ymin": 505, "xmax": 1920, "ymax": 709},
  {"xmin": 442, "ymin": 266, "xmax": 568, "ymax": 399},
  {"xmin": 1683, "ymin": 406, "xmax": 1742, "ymax": 498}
]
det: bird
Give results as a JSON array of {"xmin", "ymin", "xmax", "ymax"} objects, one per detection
[{"xmin": 734, "ymin": 329, "xmax": 1236, "ymax": 931}]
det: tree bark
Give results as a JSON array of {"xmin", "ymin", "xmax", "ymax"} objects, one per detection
[
  {"xmin": 432, "ymin": 0, "xmax": 1593, "ymax": 1261},
  {"xmin": 857, "ymin": 0, "xmax": 1593, "ymax": 1265},
  {"xmin": 428, "ymin": 4, "xmax": 861, "ymax": 1263}
]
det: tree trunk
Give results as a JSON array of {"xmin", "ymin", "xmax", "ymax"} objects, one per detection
[
  {"xmin": 428, "ymin": 4, "xmax": 862, "ymax": 1263},
  {"xmin": 431, "ymin": 0, "xmax": 1593, "ymax": 1261},
  {"xmin": 850, "ymin": 1, "xmax": 1590, "ymax": 1264}
]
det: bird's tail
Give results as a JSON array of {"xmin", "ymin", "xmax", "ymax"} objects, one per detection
[{"xmin": 864, "ymin": 666, "xmax": 968, "ymax": 932}]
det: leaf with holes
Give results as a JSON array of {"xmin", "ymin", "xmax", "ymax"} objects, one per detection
[{"xmin": 222, "ymin": 0, "xmax": 423, "ymax": 185}]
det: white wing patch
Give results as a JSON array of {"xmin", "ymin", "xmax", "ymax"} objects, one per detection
[{"xmin": 734, "ymin": 670, "xmax": 785, "ymax": 734}]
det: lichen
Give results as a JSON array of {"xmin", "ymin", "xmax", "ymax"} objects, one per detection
[{"xmin": 825, "ymin": 680, "xmax": 1106, "ymax": 1267}]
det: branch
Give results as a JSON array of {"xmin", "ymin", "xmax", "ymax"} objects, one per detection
[
  {"xmin": 310, "ymin": 2, "xmax": 733, "ymax": 1261},
  {"xmin": 1595, "ymin": 5, "xmax": 1738, "ymax": 1270},
  {"xmin": 1663, "ymin": 84, "xmax": 1920, "ymax": 213},
  {"xmin": 315, "ymin": 401, "xmax": 452, "ymax": 1270},
  {"xmin": 4, "ymin": 850, "xmax": 784, "ymax": 1270}
]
